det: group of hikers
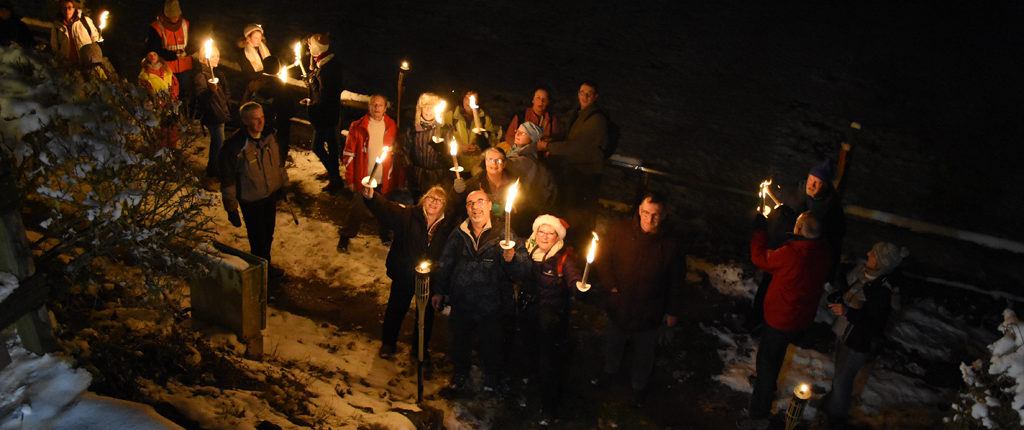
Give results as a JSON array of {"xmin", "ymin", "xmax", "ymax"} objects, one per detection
[{"xmin": 1, "ymin": 0, "xmax": 912, "ymax": 428}]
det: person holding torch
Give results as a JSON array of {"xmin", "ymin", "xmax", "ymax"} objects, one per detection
[
  {"xmin": 517, "ymin": 214, "xmax": 584, "ymax": 423},
  {"xmin": 444, "ymin": 90, "xmax": 502, "ymax": 175},
  {"xmin": 404, "ymin": 93, "xmax": 455, "ymax": 198},
  {"xmin": 432, "ymin": 189, "xmax": 528, "ymax": 397},
  {"xmin": 337, "ymin": 94, "xmax": 404, "ymax": 252},
  {"xmin": 362, "ymin": 185, "xmax": 457, "ymax": 361},
  {"xmin": 595, "ymin": 191, "xmax": 686, "ymax": 408}
]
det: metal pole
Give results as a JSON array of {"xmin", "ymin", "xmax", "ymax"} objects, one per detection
[
  {"xmin": 397, "ymin": 61, "xmax": 409, "ymax": 132},
  {"xmin": 414, "ymin": 262, "xmax": 430, "ymax": 402}
]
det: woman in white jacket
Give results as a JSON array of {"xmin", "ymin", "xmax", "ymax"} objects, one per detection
[{"xmin": 50, "ymin": 0, "xmax": 100, "ymax": 65}]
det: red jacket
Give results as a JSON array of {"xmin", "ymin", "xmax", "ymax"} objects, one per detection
[
  {"xmin": 343, "ymin": 114, "xmax": 404, "ymax": 195},
  {"xmin": 751, "ymin": 231, "xmax": 832, "ymax": 331}
]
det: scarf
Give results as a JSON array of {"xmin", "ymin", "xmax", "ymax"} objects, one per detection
[{"xmin": 243, "ymin": 42, "xmax": 270, "ymax": 73}]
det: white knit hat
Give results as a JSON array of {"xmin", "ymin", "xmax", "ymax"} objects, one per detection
[
  {"xmin": 532, "ymin": 214, "xmax": 568, "ymax": 241},
  {"xmin": 243, "ymin": 23, "xmax": 263, "ymax": 38}
]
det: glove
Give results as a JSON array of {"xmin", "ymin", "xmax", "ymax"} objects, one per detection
[
  {"xmin": 751, "ymin": 213, "xmax": 767, "ymax": 231},
  {"xmin": 453, "ymin": 177, "xmax": 465, "ymax": 193},
  {"xmin": 227, "ymin": 211, "xmax": 242, "ymax": 227}
]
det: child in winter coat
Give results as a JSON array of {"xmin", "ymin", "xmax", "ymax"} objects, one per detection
[{"xmin": 138, "ymin": 51, "xmax": 180, "ymax": 149}]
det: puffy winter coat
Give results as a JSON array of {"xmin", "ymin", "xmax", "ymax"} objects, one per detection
[
  {"xmin": 751, "ymin": 230, "xmax": 832, "ymax": 331},
  {"xmin": 433, "ymin": 219, "xmax": 527, "ymax": 320},
  {"xmin": 522, "ymin": 245, "xmax": 583, "ymax": 311}
]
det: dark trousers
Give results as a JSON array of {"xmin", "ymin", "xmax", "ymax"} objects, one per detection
[
  {"xmin": 521, "ymin": 305, "xmax": 570, "ymax": 412},
  {"xmin": 450, "ymin": 312, "xmax": 503, "ymax": 381},
  {"xmin": 560, "ymin": 170, "xmax": 601, "ymax": 248},
  {"xmin": 312, "ymin": 126, "xmax": 340, "ymax": 183},
  {"xmin": 750, "ymin": 325, "xmax": 804, "ymax": 418},
  {"xmin": 381, "ymin": 277, "xmax": 435, "ymax": 350},
  {"xmin": 239, "ymin": 195, "xmax": 278, "ymax": 264},
  {"xmin": 603, "ymin": 320, "xmax": 660, "ymax": 392}
]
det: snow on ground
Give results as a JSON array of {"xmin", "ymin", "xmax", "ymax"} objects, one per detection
[
  {"xmin": 137, "ymin": 308, "xmax": 451, "ymax": 430},
  {"xmin": 0, "ymin": 336, "xmax": 182, "ymax": 430},
  {"xmin": 701, "ymin": 263, "xmax": 970, "ymax": 423},
  {"xmin": 0, "ymin": 272, "xmax": 17, "ymax": 304}
]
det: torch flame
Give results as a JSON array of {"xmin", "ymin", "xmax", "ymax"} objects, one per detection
[
  {"xmin": 468, "ymin": 94, "xmax": 479, "ymax": 110},
  {"xmin": 375, "ymin": 146, "xmax": 391, "ymax": 164},
  {"xmin": 449, "ymin": 138, "xmax": 458, "ymax": 156},
  {"xmin": 277, "ymin": 66, "xmax": 288, "ymax": 83},
  {"xmin": 794, "ymin": 383, "xmax": 811, "ymax": 400},
  {"xmin": 504, "ymin": 180, "xmax": 519, "ymax": 213},
  {"xmin": 293, "ymin": 42, "xmax": 302, "ymax": 62},
  {"xmin": 203, "ymin": 38, "xmax": 213, "ymax": 60},
  {"xmin": 586, "ymin": 232, "xmax": 599, "ymax": 263},
  {"xmin": 98, "ymin": 11, "xmax": 109, "ymax": 30},
  {"xmin": 434, "ymin": 101, "xmax": 446, "ymax": 125},
  {"xmin": 419, "ymin": 261, "xmax": 430, "ymax": 270},
  {"xmin": 401, "ymin": 60, "xmax": 410, "ymax": 71}
]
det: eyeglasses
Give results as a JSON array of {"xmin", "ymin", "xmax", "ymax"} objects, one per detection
[
  {"xmin": 485, "ymin": 158, "xmax": 505, "ymax": 164},
  {"xmin": 536, "ymin": 230, "xmax": 558, "ymax": 238},
  {"xmin": 424, "ymin": 195, "xmax": 445, "ymax": 204},
  {"xmin": 466, "ymin": 198, "xmax": 490, "ymax": 207}
]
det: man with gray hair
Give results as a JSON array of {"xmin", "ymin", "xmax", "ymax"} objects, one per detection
[
  {"xmin": 739, "ymin": 211, "xmax": 832, "ymax": 429},
  {"xmin": 218, "ymin": 102, "xmax": 291, "ymax": 277}
]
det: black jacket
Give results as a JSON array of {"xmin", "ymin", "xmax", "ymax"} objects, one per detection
[
  {"xmin": 305, "ymin": 52, "xmax": 343, "ymax": 128},
  {"xmin": 365, "ymin": 193, "xmax": 457, "ymax": 284}
]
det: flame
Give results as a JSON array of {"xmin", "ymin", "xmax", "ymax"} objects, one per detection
[
  {"xmin": 375, "ymin": 146, "xmax": 391, "ymax": 164},
  {"xmin": 203, "ymin": 38, "xmax": 213, "ymax": 60},
  {"xmin": 469, "ymin": 94, "xmax": 479, "ymax": 110},
  {"xmin": 419, "ymin": 261, "xmax": 430, "ymax": 270},
  {"xmin": 98, "ymin": 11, "xmax": 109, "ymax": 30},
  {"xmin": 401, "ymin": 60, "xmax": 410, "ymax": 71},
  {"xmin": 434, "ymin": 101, "xmax": 446, "ymax": 125},
  {"xmin": 504, "ymin": 179, "xmax": 519, "ymax": 213},
  {"xmin": 449, "ymin": 138, "xmax": 458, "ymax": 156},
  {"xmin": 586, "ymin": 232, "xmax": 599, "ymax": 263},
  {"xmin": 793, "ymin": 383, "xmax": 811, "ymax": 400},
  {"xmin": 293, "ymin": 42, "xmax": 302, "ymax": 62},
  {"xmin": 277, "ymin": 66, "xmax": 288, "ymax": 83}
]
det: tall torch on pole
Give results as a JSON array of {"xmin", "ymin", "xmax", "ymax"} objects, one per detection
[
  {"xmin": 785, "ymin": 383, "xmax": 812, "ymax": 430},
  {"xmin": 396, "ymin": 60, "xmax": 409, "ymax": 131},
  {"xmin": 414, "ymin": 261, "xmax": 431, "ymax": 403}
]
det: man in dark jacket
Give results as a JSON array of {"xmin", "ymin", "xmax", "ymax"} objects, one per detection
[
  {"xmin": 805, "ymin": 160, "xmax": 846, "ymax": 277},
  {"xmin": 740, "ymin": 212, "xmax": 832, "ymax": 429},
  {"xmin": 304, "ymin": 32, "xmax": 344, "ymax": 192},
  {"xmin": 217, "ymin": 102, "xmax": 290, "ymax": 277},
  {"xmin": 540, "ymin": 82, "xmax": 608, "ymax": 247},
  {"xmin": 595, "ymin": 191, "xmax": 685, "ymax": 406},
  {"xmin": 364, "ymin": 185, "xmax": 456, "ymax": 359},
  {"xmin": 431, "ymin": 189, "xmax": 527, "ymax": 394}
]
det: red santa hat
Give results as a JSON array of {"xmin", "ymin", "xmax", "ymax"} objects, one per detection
[{"xmin": 532, "ymin": 214, "xmax": 568, "ymax": 241}]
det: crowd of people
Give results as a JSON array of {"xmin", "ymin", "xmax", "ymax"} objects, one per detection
[{"xmin": 3, "ymin": 1, "xmax": 912, "ymax": 427}]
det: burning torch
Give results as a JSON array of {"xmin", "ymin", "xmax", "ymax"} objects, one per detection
[
  {"xmin": 362, "ymin": 146, "xmax": 390, "ymax": 189},
  {"xmin": 97, "ymin": 11, "xmax": 109, "ymax": 42},
  {"xmin": 414, "ymin": 261, "xmax": 431, "ymax": 402},
  {"xmin": 784, "ymin": 383, "xmax": 812, "ymax": 430}
]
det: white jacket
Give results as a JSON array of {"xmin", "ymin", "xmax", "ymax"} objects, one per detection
[{"xmin": 50, "ymin": 13, "xmax": 101, "ymax": 62}]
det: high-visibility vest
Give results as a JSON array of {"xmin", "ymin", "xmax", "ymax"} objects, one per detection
[{"xmin": 150, "ymin": 19, "xmax": 192, "ymax": 73}]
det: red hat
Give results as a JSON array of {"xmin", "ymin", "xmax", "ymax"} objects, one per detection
[{"xmin": 532, "ymin": 214, "xmax": 568, "ymax": 241}]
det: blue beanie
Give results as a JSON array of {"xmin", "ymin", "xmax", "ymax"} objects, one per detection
[
  {"xmin": 809, "ymin": 160, "xmax": 833, "ymax": 182},
  {"xmin": 519, "ymin": 121, "xmax": 543, "ymax": 144}
]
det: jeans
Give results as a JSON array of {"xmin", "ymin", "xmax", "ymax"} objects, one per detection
[
  {"xmin": 603, "ymin": 320, "xmax": 660, "ymax": 392},
  {"xmin": 749, "ymin": 325, "xmax": 804, "ymax": 418},
  {"xmin": 824, "ymin": 340, "xmax": 871, "ymax": 420},
  {"xmin": 205, "ymin": 122, "xmax": 224, "ymax": 176}
]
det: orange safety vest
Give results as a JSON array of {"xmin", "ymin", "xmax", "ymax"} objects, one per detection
[{"xmin": 150, "ymin": 19, "xmax": 192, "ymax": 73}]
